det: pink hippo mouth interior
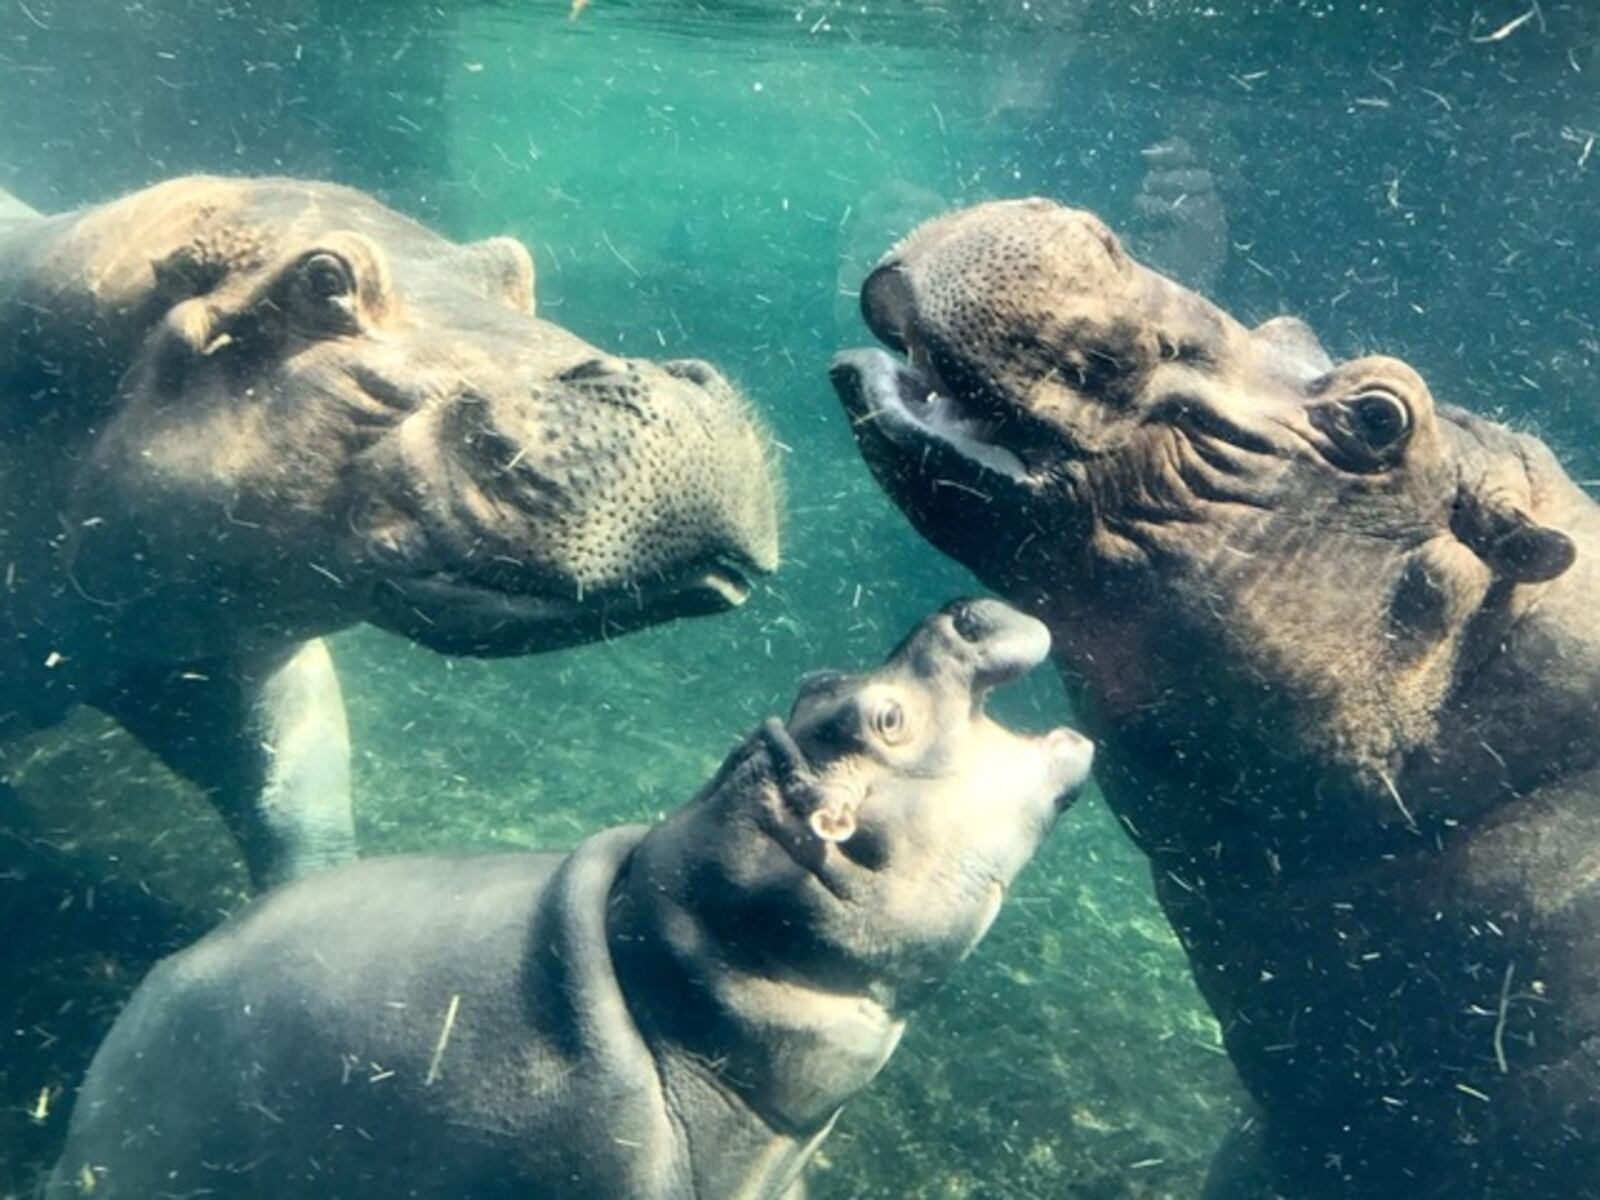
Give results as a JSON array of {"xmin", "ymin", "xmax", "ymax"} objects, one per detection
[{"xmin": 831, "ymin": 348, "xmax": 1036, "ymax": 483}]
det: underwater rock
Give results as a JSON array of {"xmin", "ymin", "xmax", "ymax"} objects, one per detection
[
  {"xmin": 833, "ymin": 198, "xmax": 1600, "ymax": 1198},
  {"xmin": 47, "ymin": 598, "xmax": 1091, "ymax": 1200},
  {"xmin": 0, "ymin": 174, "xmax": 779, "ymax": 889}
]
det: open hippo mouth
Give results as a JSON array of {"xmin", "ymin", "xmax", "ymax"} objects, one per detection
[
  {"xmin": 380, "ymin": 551, "xmax": 763, "ymax": 654},
  {"xmin": 749, "ymin": 599, "xmax": 1092, "ymax": 896},
  {"xmin": 830, "ymin": 348, "xmax": 1039, "ymax": 485}
]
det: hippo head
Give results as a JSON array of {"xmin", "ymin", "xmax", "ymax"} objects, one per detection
[
  {"xmin": 833, "ymin": 199, "xmax": 1585, "ymax": 831},
  {"xmin": 20, "ymin": 177, "xmax": 778, "ymax": 658},
  {"xmin": 652, "ymin": 598, "xmax": 1093, "ymax": 1014}
]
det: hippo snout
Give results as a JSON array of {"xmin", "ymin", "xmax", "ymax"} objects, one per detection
[
  {"xmin": 860, "ymin": 262, "xmax": 915, "ymax": 353},
  {"xmin": 348, "ymin": 334, "xmax": 779, "ymax": 656},
  {"xmin": 944, "ymin": 597, "xmax": 1052, "ymax": 687},
  {"xmin": 894, "ymin": 597, "xmax": 1052, "ymax": 692}
]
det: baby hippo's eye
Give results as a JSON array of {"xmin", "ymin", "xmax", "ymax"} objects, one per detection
[{"xmin": 869, "ymin": 698, "xmax": 909, "ymax": 746}]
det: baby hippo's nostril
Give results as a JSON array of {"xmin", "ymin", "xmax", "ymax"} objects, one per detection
[
  {"xmin": 950, "ymin": 601, "xmax": 985, "ymax": 643},
  {"xmin": 940, "ymin": 598, "xmax": 1051, "ymax": 686}
]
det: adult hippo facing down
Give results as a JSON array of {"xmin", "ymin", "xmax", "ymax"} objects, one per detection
[
  {"xmin": 0, "ymin": 176, "xmax": 778, "ymax": 888},
  {"xmin": 832, "ymin": 199, "xmax": 1600, "ymax": 1196}
]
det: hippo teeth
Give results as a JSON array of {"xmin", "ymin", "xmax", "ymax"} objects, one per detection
[
  {"xmin": 845, "ymin": 349, "xmax": 1030, "ymax": 482},
  {"xmin": 696, "ymin": 557, "xmax": 755, "ymax": 607}
]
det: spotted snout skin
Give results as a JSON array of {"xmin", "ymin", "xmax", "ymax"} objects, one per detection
[{"xmin": 857, "ymin": 198, "xmax": 1247, "ymax": 456}]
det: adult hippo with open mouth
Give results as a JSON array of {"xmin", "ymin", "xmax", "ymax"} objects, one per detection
[
  {"xmin": 832, "ymin": 199, "xmax": 1600, "ymax": 1197},
  {"xmin": 0, "ymin": 175, "xmax": 778, "ymax": 889}
]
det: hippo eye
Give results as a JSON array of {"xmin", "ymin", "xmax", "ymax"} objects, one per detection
[
  {"xmin": 869, "ymin": 698, "xmax": 909, "ymax": 746},
  {"xmin": 1347, "ymin": 390, "xmax": 1410, "ymax": 449},
  {"xmin": 300, "ymin": 252, "xmax": 354, "ymax": 302}
]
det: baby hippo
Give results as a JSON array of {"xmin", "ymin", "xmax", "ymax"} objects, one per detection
[{"xmin": 49, "ymin": 599, "xmax": 1093, "ymax": 1200}]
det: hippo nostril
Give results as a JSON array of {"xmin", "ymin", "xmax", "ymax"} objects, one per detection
[
  {"xmin": 861, "ymin": 263, "xmax": 912, "ymax": 354},
  {"xmin": 951, "ymin": 601, "xmax": 984, "ymax": 644},
  {"xmin": 938, "ymin": 598, "xmax": 1051, "ymax": 686},
  {"xmin": 663, "ymin": 359, "xmax": 720, "ymax": 388},
  {"xmin": 559, "ymin": 357, "xmax": 626, "ymax": 384}
]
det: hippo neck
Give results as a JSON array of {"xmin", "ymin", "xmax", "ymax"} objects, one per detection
[
  {"xmin": 1046, "ymin": 463, "xmax": 1600, "ymax": 876},
  {"xmin": 608, "ymin": 808, "xmax": 903, "ymax": 1186}
]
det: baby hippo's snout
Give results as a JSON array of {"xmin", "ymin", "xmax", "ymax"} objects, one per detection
[
  {"xmin": 752, "ymin": 597, "xmax": 1094, "ymax": 1000},
  {"xmin": 773, "ymin": 597, "xmax": 1092, "ymax": 917},
  {"xmin": 946, "ymin": 596, "xmax": 1053, "ymax": 688},
  {"xmin": 884, "ymin": 597, "xmax": 1092, "ymax": 803}
]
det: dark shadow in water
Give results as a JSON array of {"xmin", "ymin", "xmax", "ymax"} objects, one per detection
[{"xmin": 0, "ymin": 760, "xmax": 243, "ymax": 1194}]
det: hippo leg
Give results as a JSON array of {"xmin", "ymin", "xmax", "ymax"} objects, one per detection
[{"xmin": 93, "ymin": 639, "xmax": 354, "ymax": 889}]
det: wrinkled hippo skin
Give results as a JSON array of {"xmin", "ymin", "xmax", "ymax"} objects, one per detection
[
  {"xmin": 833, "ymin": 199, "xmax": 1600, "ymax": 1197},
  {"xmin": 0, "ymin": 176, "xmax": 778, "ymax": 887},
  {"xmin": 47, "ymin": 599, "xmax": 1092, "ymax": 1199}
]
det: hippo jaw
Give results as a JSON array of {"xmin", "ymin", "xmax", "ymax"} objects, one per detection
[
  {"xmin": 833, "ymin": 198, "xmax": 1577, "ymax": 814},
  {"xmin": 55, "ymin": 177, "xmax": 779, "ymax": 660},
  {"xmin": 834, "ymin": 348, "xmax": 1035, "ymax": 483},
  {"xmin": 373, "ymin": 556, "xmax": 757, "ymax": 656}
]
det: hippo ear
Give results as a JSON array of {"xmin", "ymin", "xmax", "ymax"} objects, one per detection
[
  {"xmin": 1451, "ymin": 486, "xmax": 1576, "ymax": 583},
  {"xmin": 467, "ymin": 237, "xmax": 536, "ymax": 317},
  {"xmin": 758, "ymin": 718, "xmax": 860, "ymax": 846},
  {"xmin": 1251, "ymin": 316, "xmax": 1333, "ymax": 384},
  {"xmin": 808, "ymin": 793, "xmax": 858, "ymax": 844}
]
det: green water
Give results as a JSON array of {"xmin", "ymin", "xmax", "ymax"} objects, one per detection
[{"xmin": 2, "ymin": 1, "xmax": 1598, "ymax": 1195}]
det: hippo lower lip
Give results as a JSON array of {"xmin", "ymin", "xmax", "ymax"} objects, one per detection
[
  {"xmin": 1043, "ymin": 726, "xmax": 1096, "ymax": 809},
  {"xmin": 831, "ymin": 348, "xmax": 1031, "ymax": 482},
  {"xmin": 374, "ymin": 555, "xmax": 761, "ymax": 655},
  {"xmin": 402, "ymin": 559, "xmax": 755, "ymax": 615}
]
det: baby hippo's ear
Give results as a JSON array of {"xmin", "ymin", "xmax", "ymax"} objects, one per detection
[
  {"xmin": 1451, "ymin": 485, "xmax": 1576, "ymax": 583},
  {"xmin": 808, "ymin": 792, "xmax": 858, "ymax": 844}
]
